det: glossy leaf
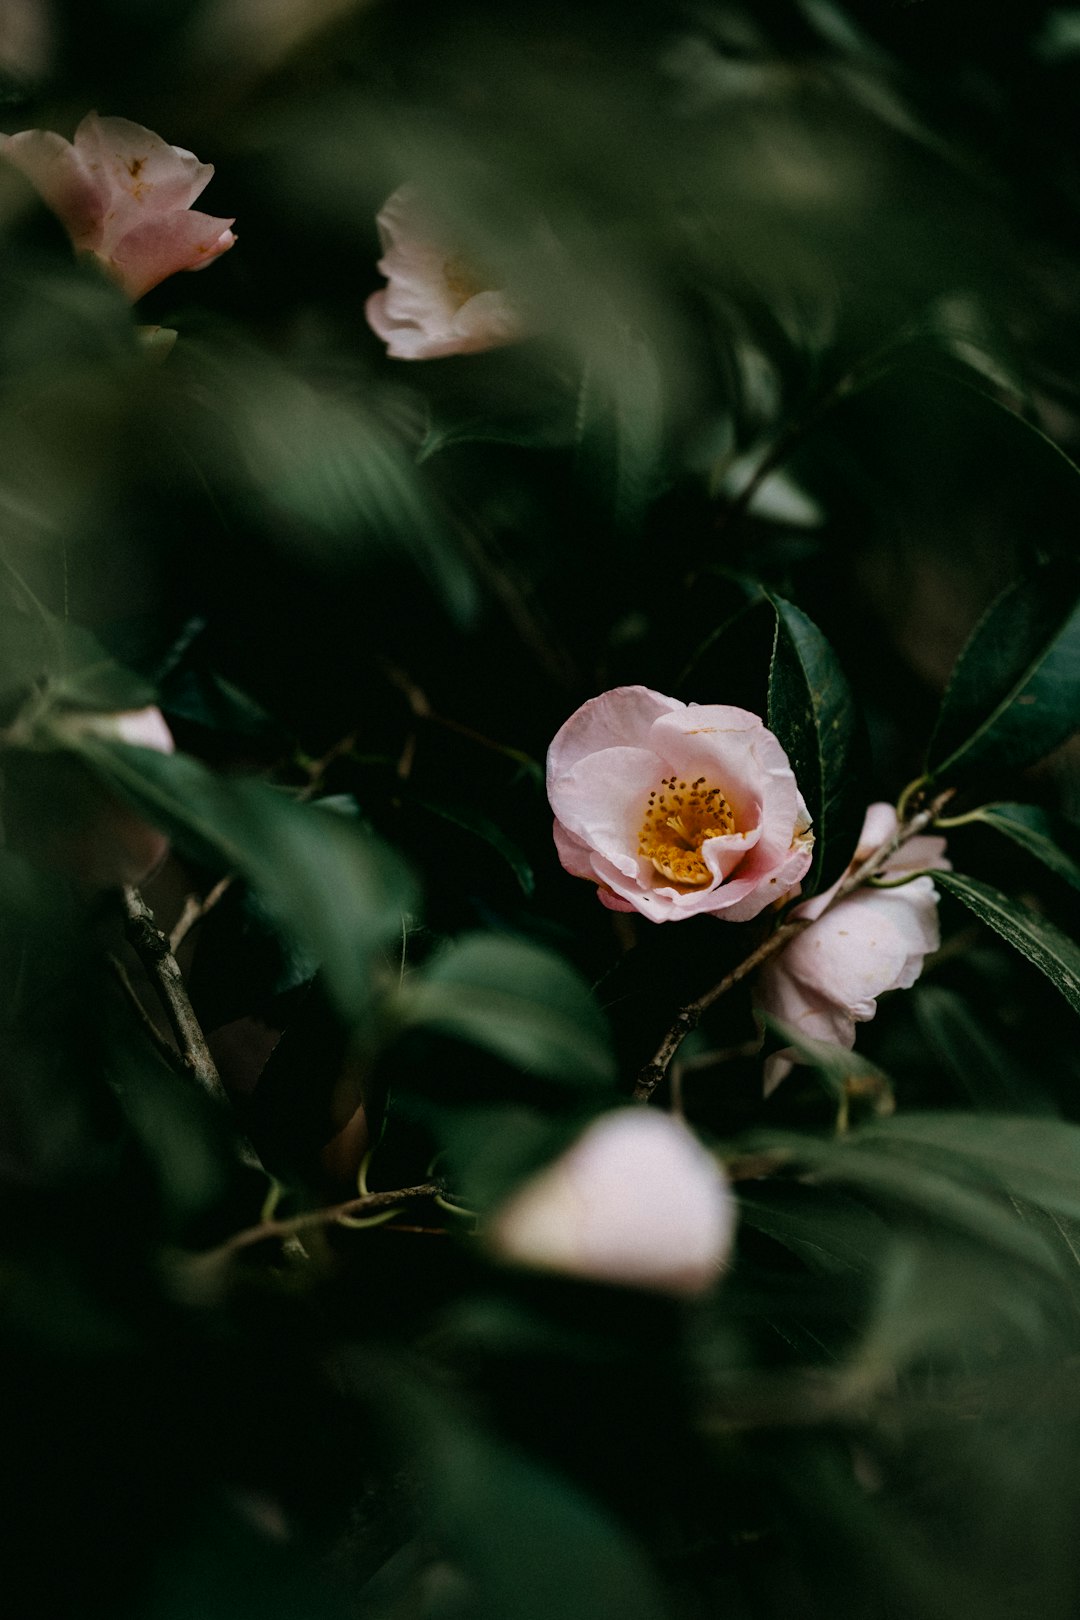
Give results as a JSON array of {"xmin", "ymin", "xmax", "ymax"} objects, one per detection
[
  {"xmin": 963, "ymin": 802, "xmax": 1080, "ymax": 893},
  {"xmin": 926, "ymin": 564, "xmax": 1080, "ymax": 780},
  {"xmin": 767, "ymin": 594, "xmax": 866, "ymax": 894},
  {"xmin": 400, "ymin": 933, "xmax": 616, "ymax": 1087},
  {"xmin": 934, "ymin": 870, "xmax": 1080, "ymax": 1016},
  {"xmin": 409, "ymin": 791, "xmax": 535, "ymax": 895}
]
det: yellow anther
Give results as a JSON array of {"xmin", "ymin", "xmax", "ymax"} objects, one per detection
[{"xmin": 637, "ymin": 774, "xmax": 736, "ymax": 888}]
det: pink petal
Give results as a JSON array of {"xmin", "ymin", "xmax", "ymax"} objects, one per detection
[
  {"xmin": 106, "ymin": 209, "xmax": 235, "ymax": 301},
  {"xmin": 73, "ymin": 112, "xmax": 213, "ymax": 251},
  {"xmin": 547, "ymin": 686, "xmax": 684, "ymax": 784},
  {"xmin": 2, "ymin": 127, "xmax": 107, "ymax": 249},
  {"xmin": 548, "ymin": 745, "xmax": 661, "ymax": 874}
]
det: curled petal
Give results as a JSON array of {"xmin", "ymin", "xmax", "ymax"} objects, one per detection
[{"xmin": 105, "ymin": 208, "xmax": 236, "ymax": 301}]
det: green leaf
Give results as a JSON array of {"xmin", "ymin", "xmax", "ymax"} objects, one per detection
[
  {"xmin": 934, "ymin": 870, "xmax": 1080, "ymax": 1016},
  {"xmin": 961, "ymin": 802, "xmax": 1080, "ymax": 894},
  {"xmin": 0, "ymin": 560, "xmax": 153, "ymax": 713},
  {"xmin": 401, "ymin": 934, "xmax": 616, "ymax": 1087},
  {"xmin": 926, "ymin": 563, "xmax": 1080, "ymax": 780},
  {"xmin": 767, "ymin": 595, "xmax": 866, "ymax": 894},
  {"xmin": 414, "ymin": 1405, "xmax": 672, "ymax": 1620},
  {"xmin": 855, "ymin": 1113, "xmax": 1080, "ymax": 1228},
  {"xmin": 409, "ymin": 791, "xmax": 535, "ymax": 895},
  {"xmin": 912, "ymin": 984, "xmax": 1056, "ymax": 1114},
  {"xmin": 738, "ymin": 1185, "xmax": 891, "ymax": 1279},
  {"xmin": 740, "ymin": 1127, "xmax": 1063, "ymax": 1276},
  {"xmin": 50, "ymin": 734, "xmax": 416, "ymax": 1026}
]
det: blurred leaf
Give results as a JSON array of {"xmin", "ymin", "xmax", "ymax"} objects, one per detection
[
  {"xmin": 738, "ymin": 1183, "xmax": 891, "ymax": 1279},
  {"xmin": 48, "ymin": 735, "xmax": 416, "ymax": 1027},
  {"xmin": 0, "ymin": 562, "xmax": 152, "ymax": 713},
  {"xmin": 176, "ymin": 338, "xmax": 477, "ymax": 623},
  {"xmin": 926, "ymin": 563, "xmax": 1080, "ymax": 780},
  {"xmin": 409, "ymin": 792, "xmax": 535, "ymax": 895},
  {"xmin": 856, "ymin": 1113, "xmax": 1080, "ymax": 1227},
  {"xmin": 417, "ymin": 1406, "xmax": 672, "ymax": 1620},
  {"xmin": 912, "ymin": 984, "xmax": 1056, "ymax": 1114},
  {"xmin": 400, "ymin": 934, "xmax": 616, "ymax": 1087},
  {"xmin": 767, "ymin": 594, "xmax": 866, "ymax": 894},
  {"xmin": 962, "ymin": 802, "xmax": 1080, "ymax": 893},
  {"xmin": 934, "ymin": 870, "xmax": 1080, "ymax": 1016},
  {"xmin": 575, "ymin": 326, "xmax": 665, "ymax": 531},
  {"xmin": 741, "ymin": 1127, "xmax": 1063, "ymax": 1276}
]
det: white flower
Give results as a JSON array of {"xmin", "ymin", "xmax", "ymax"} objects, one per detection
[{"xmin": 485, "ymin": 1109, "xmax": 737, "ymax": 1297}]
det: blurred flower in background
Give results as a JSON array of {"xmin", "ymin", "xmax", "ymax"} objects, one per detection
[
  {"xmin": 1, "ymin": 112, "xmax": 235, "ymax": 300},
  {"xmin": 366, "ymin": 185, "xmax": 525, "ymax": 359}
]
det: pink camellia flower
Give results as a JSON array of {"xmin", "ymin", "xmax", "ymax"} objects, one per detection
[
  {"xmin": 1, "ymin": 112, "xmax": 236, "ymax": 301},
  {"xmin": 756, "ymin": 802, "xmax": 950, "ymax": 1092},
  {"xmin": 486, "ymin": 1109, "xmax": 736, "ymax": 1297},
  {"xmin": 365, "ymin": 185, "xmax": 523, "ymax": 360},
  {"xmin": 546, "ymin": 685, "xmax": 814, "ymax": 923}
]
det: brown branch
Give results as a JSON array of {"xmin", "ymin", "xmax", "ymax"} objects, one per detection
[
  {"xmin": 188, "ymin": 1180, "xmax": 444, "ymax": 1270},
  {"xmin": 169, "ymin": 873, "xmax": 234, "ymax": 954},
  {"xmin": 121, "ymin": 885, "xmax": 265, "ymax": 1174},
  {"xmin": 633, "ymin": 790, "xmax": 955, "ymax": 1102}
]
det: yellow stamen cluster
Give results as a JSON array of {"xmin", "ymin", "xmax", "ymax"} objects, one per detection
[{"xmin": 639, "ymin": 775, "xmax": 736, "ymax": 887}]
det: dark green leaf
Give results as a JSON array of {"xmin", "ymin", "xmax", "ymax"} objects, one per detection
[
  {"xmin": 962, "ymin": 802, "xmax": 1080, "ymax": 893},
  {"xmin": 767, "ymin": 594, "xmax": 866, "ymax": 894},
  {"xmin": 935, "ymin": 870, "xmax": 1080, "ymax": 1015},
  {"xmin": 401, "ymin": 934, "xmax": 616, "ymax": 1087},
  {"xmin": 740, "ymin": 1128, "xmax": 1063, "ymax": 1276},
  {"xmin": 926, "ymin": 564, "xmax": 1080, "ymax": 780},
  {"xmin": 409, "ymin": 792, "xmax": 535, "ymax": 895},
  {"xmin": 856, "ymin": 1113, "xmax": 1080, "ymax": 1227},
  {"xmin": 50, "ymin": 734, "xmax": 416, "ymax": 1026},
  {"xmin": 738, "ymin": 1185, "xmax": 891, "ymax": 1279},
  {"xmin": 912, "ymin": 985, "xmax": 1056, "ymax": 1114},
  {"xmin": 418, "ymin": 1408, "xmax": 672, "ymax": 1620}
]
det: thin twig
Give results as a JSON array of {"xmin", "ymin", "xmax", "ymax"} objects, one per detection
[
  {"xmin": 169, "ymin": 873, "xmax": 234, "ymax": 953},
  {"xmin": 188, "ymin": 1180, "xmax": 444, "ymax": 1270},
  {"xmin": 121, "ymin": 885, "xmax": 265, "ymax": 1174},
  {"xmin": 122, "ymin": 886, "xmax": 228, "ymax": 1106},
  {"xmin": 633, "ymin": 791, "xmax": 954, "ymax": 1102}
]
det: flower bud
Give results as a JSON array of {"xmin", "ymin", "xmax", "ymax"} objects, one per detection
[{"xmin": 485, "ymin": 1109, "xmax": 736, "ymax": 1297}]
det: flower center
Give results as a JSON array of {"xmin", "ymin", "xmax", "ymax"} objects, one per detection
[
  {"xmin": 638, "ymin": 775, "xmax": 736, "ymax": 887},
  {"xmin": 442, "ymin": 254, "xmax": 487, "ymax": 310}
]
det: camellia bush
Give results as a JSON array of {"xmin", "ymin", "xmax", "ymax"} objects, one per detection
[{"xmin": 3, "ymin": 1, "xmax": 1080, "ymax": 1616}]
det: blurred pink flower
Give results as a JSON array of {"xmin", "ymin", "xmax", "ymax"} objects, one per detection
[
  {"xmin": 2, "ymin": 112, "xmax": 236, "ymax": 301},
  {"xmin": 53, "ymin": 704, "xmax": 175, "ymax": 888},
  {"xmin": 486, "ymin": 1109, "xmax": 736, "ymax": 1297},
  {"xmin": 756, "ymin": 802, "xmax": 950, "ymax": 1091},
  {"xmin": 546, "ymin": 685, "xmax": 813, "ymax": 923},
  {"xmin": 365, "ymin": 186, "xmax": 523, "ymax": 360}
]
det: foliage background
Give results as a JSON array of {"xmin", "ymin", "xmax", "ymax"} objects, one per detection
[{"xmin": 3, "ymin": 0, "xmax": 1080, "ymax": 1615}]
